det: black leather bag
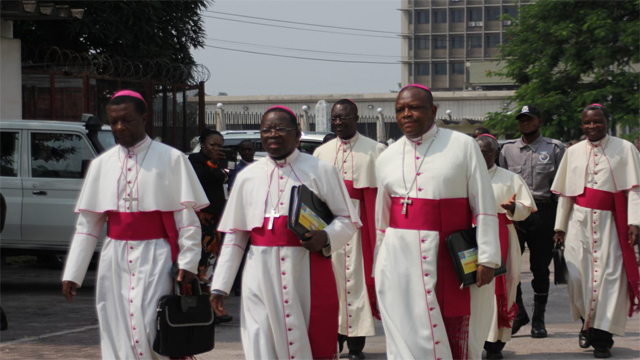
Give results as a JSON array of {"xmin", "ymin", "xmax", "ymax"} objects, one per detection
[
  {"xmin": 445, "ymin": 227, "xmax": 506, "ymax": 289},
  {"xmin": 153, "ymin": 280, "xmax": 215, "ymax": 357},
  {"xmin": 552, "ymin": 241, "xmax": 568, "ymax": 285}
]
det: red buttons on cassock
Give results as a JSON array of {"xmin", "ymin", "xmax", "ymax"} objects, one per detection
[
  {"xmin": 132, "ymin": 273, "xmax": 135, "ymax": 277},
  {"xmin": 136, "ymin": 340, "xmax": 140, "ymax": 343},
  {"xmin": 280, "ymin": 176, "xmax": 284, "ymax": 180},
  {"xmin": 139, "ymin": 352, "xmax": 143, "ymax": 356},
  {"xmin": 286, "ymin": 314, "xmax": 291, "ymax": 318},
  {"xmin": 281, "ymin": 257, "xmax": 285, "ymax": 261},
  {"xmin": 131, "ymin": 287, "xmax": 135, "ymax": 290},
  {"xmin": 416, "ymin": 157, "xmax": 420, "ymax": 160},
  {"xmin": 285, "ymin": 300, "xmax": 289, "ymax": 304},
  {"xmin": 283, "ymin": 286, "xmax": 288, "ymax": 290},
  {"xmin": 133, "ymin": 326, "xmax": 136, "ymax": 330},
  {"xmin": 130, "ymin": 246, "xmax": 134, "ymax": 250},
  {"xmin": 435, "ymin": 341, "xmax": 440, "ymax": 345},
  {"xmin": 422, "ymin": 256, "xmax": 427, "ymax": 260},
  {"xmin": 130, "ymin": 313, "xmax": 134, "ymax": 317},
  {"xmin": 421, "ymin": 239, "xmax": 426, "ymax": 243},
  {"xmin": 280, "ymin": 202, "xmax": 284, "ymax": 206},
  {"xmin": 282, "ymin": 271, "xmax": 286, "ymax": 276},
  {"xmin": 129, "ymin": 260, "xmax": 133, "ymax": 263},
  {"xmin": 429, "ymin": 307, "xmax": 434, "ymax": 311},
  {"xmin": 417, "ymin": 142, "xmax": 422, "ymax": 146},
  {"xmin": 289, "ymin": 342, "xmax": 294, "ymax": 346},
  {"xmin": 288, "ymin": 328, "xmax": 293, "ymax": 332},
  {"xmin": 433, "ymin": 324, "xmax": 438, "ymax": 328}
]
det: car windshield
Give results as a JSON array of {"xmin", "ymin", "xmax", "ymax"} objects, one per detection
[{"xmin": 97, "ymin": 131, "xmax": 117, "ymax": 150}]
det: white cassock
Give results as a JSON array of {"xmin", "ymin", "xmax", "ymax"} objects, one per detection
[
  {"xmin": 374, "ymin": 125, "xmax": 501, "ymax": 360},
  {"xmin": 62, "ymin": 136, "xmax": 208, "ymax": 360},
  {"xmin": 314, "ymin": 133, "xmax": 387, "ymax": 337},
  {"xmin": 485, "ymin": 165, "xmax": 536, "ymax": 343},
  {"xmin": 552, "ymin": 135, "xmax": 640, "ymax": 335},
  {"xmin": 211, "ymin": 149, "xmax": 361, "ymax": 360}
]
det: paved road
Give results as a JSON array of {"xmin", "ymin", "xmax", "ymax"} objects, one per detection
[{"xmin": 1, "ymin": 252, "xmax": 638, "ymax": 360}]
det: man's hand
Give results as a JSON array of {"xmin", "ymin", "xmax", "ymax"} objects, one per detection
[
  {"xmin": 554, "ymin": 231, "xmax": 566, "ymax": 245},
  {"xmin": 476, "ymin": 265, "xmax": 495, "ymax": 287},
  {"xmin": 210, "ymin": 293, "xmax": 227, "ymax": 316},
  {"xmin": 62, "ymin": 281, "xmax": 79, "ymax": 302},
  {"xmin": 629, "ymin": 225, "xmax": 639, "ymax": 246},
  {"xmin": 500, "ymin": 193, "xmax": 517, "ymax": 214},
  {"xmin": 301, "ymin": 231, "xmax": 328, "ymax": 252},
  {"xmin": 177, "ymin": 269, "xmax": 196, "ymax": 296}
]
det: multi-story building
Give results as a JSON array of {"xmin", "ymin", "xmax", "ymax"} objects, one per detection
[{"xmin": 400, "ymin": 0, "xmax": 525, "ymax": 91}]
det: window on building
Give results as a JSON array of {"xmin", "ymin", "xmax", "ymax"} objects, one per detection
[
  {"xmin": 486, "ymin": 34, "xmax": 500, "ymax": 48},
  {"xmin": 452, "ymin": 63, "xmax": 465, "ymax": 75},
  {"xmin": 451, "ymin": 9, "xmax": 464, "ymax": 23},
  {"xmin": 408, "ymin": 12, "xmax": 414, "ymax": 25},
  {"xmin": 485, "ymin": 7, "xmax": 500, "ymax": 21},
  {"xmin": 433, "ymin": 10, "xmax": 447, "ymax": 23},
  {"xmin": 409, "ymin": 64, "xmax": 413, "ymax": 77},
  {"xmin": 434, "ymin": 63, "xmax": 447, "ymax": 76},
  {"xmin": 417, "ymin": 10, "xmax": 430, "ymax": 24},
  {"xmin": 469, "ymin": 35, "xmax": 482, "ymax": 48},
  {"xmin": 451, "ymin": 36, "xmax": 465, "ymax": 49},
  {"xmin": 434, "ymin": 36, "xmax": 447, "ymax": 49},
  {"xmin": 417, "ymin": 37, "xmax": 430, "ymax": 50},
  {"xmin": 417, "ymin": 63, "xmax": 430, "ymax": 76},
  {"xmin": 503, "ymin": 6, "xmax": 518, "ymax": 19},
  {"xmin": 468, "ymin": 8, "xmax": 482, "ymax": 22}
]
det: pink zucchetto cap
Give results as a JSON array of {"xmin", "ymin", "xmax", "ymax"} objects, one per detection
[
  {"xmin": 401, "ymin": 84, "xmax": 432, "ymax": 93},
  {"xmin": 477, "ymin": 134, "xmax": 497, "ymax": 141},
  {"xmin": 111, "ymin": 90, "xmax": 147, "ymax": 107},
  {"xmin": 588, "ymin": 103, "xmax": 605, "ymax": 110},
  {"xmin": 266, "ymin": 105, "xmax": 297, "ymax": 119}
]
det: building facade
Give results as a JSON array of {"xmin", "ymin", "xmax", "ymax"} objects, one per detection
[{"xmin": 400, "ymin": 0, "xmax": 527, "ymax": 91}]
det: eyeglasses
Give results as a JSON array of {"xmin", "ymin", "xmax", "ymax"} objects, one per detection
[
  {"xmin": 260, "ymin": 127, "xmax": 295, "ymax": 135},
  {"xmin": 330, "ymin": 116, "xmax": 355, "ymax": 123}
]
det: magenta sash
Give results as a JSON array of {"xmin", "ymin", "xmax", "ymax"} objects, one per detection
[
  {"xmin": 496, "ymin": 214, "xmax": 517, "ymax": 328},
  {"xmin": 389, "ymin": 196, "xmax": 472, "ymax": 359},
  {"xmin": 575, "ymin": 187, "xmax": 640, "ymax": 316},
  {"xmin": 251, "ymin": 216, "xmax": 338, "ymax": 360},
  {"xmin": 343, "ymin": 180, "xmax": 380, "ymax": 320},
  {"xmin": 107, "ymin": 211, "xmax": 179, "ymax": 262}
]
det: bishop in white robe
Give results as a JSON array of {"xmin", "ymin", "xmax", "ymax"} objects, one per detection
[
  {"xmin": 211, "ymin": 106, "xmax": 361, "ymax": 360},
  {"xmin": 551, "ymin": 105, "xmax": 640, "ymax": 356},
  {"xmin": 476, "ymin": 134, "xmax": 537, "ymax": 356},
  {"xmin": 62, "ymin": 136, "xmax": 208, "ymax": 360},
  {"xmin": 313, "ymin": 99, "xmax": 387, "ymax": 358},
  {"xmin": 374, "ymin": 85, "xmax": 501, "ymax": 360},
  {"xmin": 62, "ymin": 91, "xmax": 208, "ymax": 360}
]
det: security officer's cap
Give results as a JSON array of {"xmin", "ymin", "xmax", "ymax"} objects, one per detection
[{"xmin": 515, "ymin": 105, "xmax": 541, "ymax": 120}]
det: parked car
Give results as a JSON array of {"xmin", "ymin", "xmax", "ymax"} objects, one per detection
[
  {"xmin": 0, "ymin": 118, "xmax": 115, "ymax": 258},
  {"xmin": 189, "ymin": 130, "xmax": 327, "ymax": 160}
]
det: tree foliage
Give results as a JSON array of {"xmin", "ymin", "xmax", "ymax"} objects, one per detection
[
  {"xmin": 14, "ymin": 0, "xmax": 211, "ymax": 66},
  {"xmin": 485, "ymin": 0, "xmax": 640, "ymax": 141}
]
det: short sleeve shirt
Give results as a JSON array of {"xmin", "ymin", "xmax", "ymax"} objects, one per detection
[{"xmin": 499, "ymin": 135, "xmax": 565, "ymax": 201}]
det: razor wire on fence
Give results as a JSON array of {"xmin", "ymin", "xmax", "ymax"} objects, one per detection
[{"xmin": 21, "ymin": 45, "xmax": 211, "ymax": 85}]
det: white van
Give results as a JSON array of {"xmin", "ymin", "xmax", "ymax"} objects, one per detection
[{"xmin": 0, "ymin": 118, "xmax": 115, "ymax": 257}]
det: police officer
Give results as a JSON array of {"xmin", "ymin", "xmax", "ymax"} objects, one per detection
[{"xmin": 499, "ymin": 105, "xmax": 565, "ymax": 339}]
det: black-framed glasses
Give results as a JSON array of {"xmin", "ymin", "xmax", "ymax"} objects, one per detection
[
  {"xmin": 260, "ymin": 127, "xmax": 294, "ymax": 135},
  {"xmin": 330, "ymin": 116, "xmax": 355, "ymax": 123}
]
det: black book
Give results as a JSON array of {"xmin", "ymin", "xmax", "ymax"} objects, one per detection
[
  {"xmin": 287, "ymin": 184, "xmax": 334, "ymax": 240},
  {"xmin": 445, "ymin": 227, "xmax": 507, "ymax": 289}
]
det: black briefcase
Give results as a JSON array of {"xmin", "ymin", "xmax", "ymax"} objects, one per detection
[
  {"xmin": 153, "ymin": 279, "xmax": 215, "ymax": 357},
  {"xmin": 445, "ymin": 228, "xmax": 506, "ymax": 289},
  {"xmin": 552, "ymin": 241, "xmax": 568, "ymax": 285}
]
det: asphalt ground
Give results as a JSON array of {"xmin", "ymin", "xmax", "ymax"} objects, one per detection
[{"xmin": 1, "ymin": 251, "xmax": 638, "ymax": 360}]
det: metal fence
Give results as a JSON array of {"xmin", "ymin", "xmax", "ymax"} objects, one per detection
[{"xmin": 204, "ymin": 111, "xmax": 402, "ymax": 140}]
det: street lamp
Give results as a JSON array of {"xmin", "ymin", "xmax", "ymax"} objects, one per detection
[
  {"xmin": 302, "ymin": 105, "xmax": 309, "ymax": 112},
  {"xmin": 445, "ymin": 109, "xmax": 452, "ymax": 121},
  {"xmin": 376, "ymin": 108, "xmax": 383, "ymax": 114},
  {"xmin": 216, "ymin": 103, "xmax": 224, "ymax": 109}
]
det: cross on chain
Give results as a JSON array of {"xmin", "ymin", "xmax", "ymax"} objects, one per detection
[
  {"xmin": 266, "ymin": 208, "xmax": 280, "ymax": 230},
  {"xmin": 400, "ymin": 195, "xmax": 412, "ymax": 215},
  {"xmin": 123, "ymin": 196, "xmax": 138, "ymax": 210}
]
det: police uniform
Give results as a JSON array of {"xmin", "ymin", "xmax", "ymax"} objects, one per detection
[{"xmin": 500, "ymin": 128, "xmax": 565, "ymax": 337}]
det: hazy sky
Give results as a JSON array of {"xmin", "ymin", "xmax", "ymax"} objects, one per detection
[{"xmin": 192, "ymin": 0, "xmax": 401, "ymax": 96}]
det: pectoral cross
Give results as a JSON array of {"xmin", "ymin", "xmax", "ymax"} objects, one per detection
[
  {"xmin": 123, "ymin": 196, "xmax": 138, "ymax": 210},
  {"xmin": 266, "ymin": 208, "xmax": 280, "ymax": 230},
  {"xmin": 400, "ymin": 195, "xmax": 412, "ymax": 215}
]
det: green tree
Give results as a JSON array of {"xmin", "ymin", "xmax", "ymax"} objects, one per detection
[
  {"xmin": 15, "ymin": 1, "xmax": 211, "ymax": 68},
  {"xmin": 485, "ymin": 0, "xmax": 639, "ymax": 141}
]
